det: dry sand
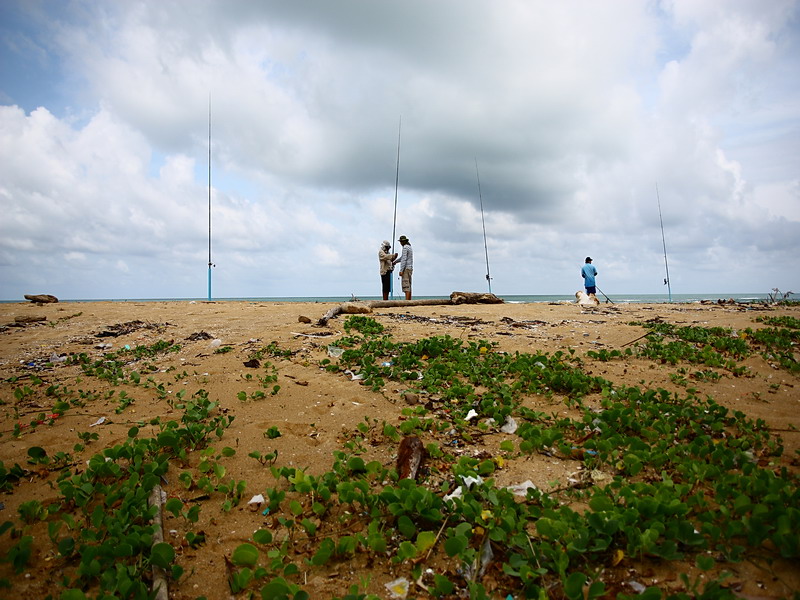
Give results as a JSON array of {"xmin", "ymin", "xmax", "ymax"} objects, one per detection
[{"xmin": 0, "ymin": 298, "xmax": 798, "ymax": 598}]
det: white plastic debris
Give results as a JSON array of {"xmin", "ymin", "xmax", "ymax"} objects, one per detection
[
  {"xmin": 209, "ymin": 339, "xmax": 222, "ymax": 348},
  {"xmin": 344, "ymin": 369, "xmax": 364, "ymax": 381},
  {"xmin": 385, "ymin": 577, "xmax": 410, "ymax": 599},
  {"xmin": 500, "ymin": 416, "xmax": 518, "ymax": 434},
  {"xmin": 247, "ymin": 494, "xmax": 265, "ymax": 506},
  {"xmin": 444, "ymin": 475, "xmax": 484, "ymax": 501},
  {"xmin": 465, "ymin": 409, "xmax": 479, "ymax": 421},
  {"xmin": 50, "ymin": 353, "xmax": 67, "ymax": 363},
  {"xmin": 89, "ymin": 417, "xmax": 107, "ymax": 427},
  {"xmin": 627, "ymin": 581, "xmax": 646, "ymax": 594},
  {"xmin": 327, "ymin": 346, "xmax": 344, "ymax": 358},
  {"xmin": 504, "ymin": 480, "xmax": 538, "ymax": 496}
]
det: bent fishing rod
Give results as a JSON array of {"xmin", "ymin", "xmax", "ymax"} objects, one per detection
[{"xmin": 656, "ymin": 182, "xmax": 672, "ymax": 302}]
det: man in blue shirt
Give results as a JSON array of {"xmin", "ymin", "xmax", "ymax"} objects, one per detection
[{"xmin": 581, "ymin": 257, "xmax": 598, "ymax": 300}]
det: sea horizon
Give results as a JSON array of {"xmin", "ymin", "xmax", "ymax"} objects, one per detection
[{"xmin": 2, "ymin": 292, "xmax": 785, "ymax": 304}]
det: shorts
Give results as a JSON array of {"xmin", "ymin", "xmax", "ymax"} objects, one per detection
[
  {"xmin": 585, "ymin": 286, "xmax": 596, "ymax": 295},
  {"xmin": 401, "ymin": 269, "xmax": 413, "ymax": 292},
  {"xmin": 381, "ymin": 272, "xmax": 392, "ymax": 295}
]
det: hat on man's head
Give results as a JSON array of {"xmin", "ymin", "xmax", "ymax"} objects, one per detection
[
  {"xmin": 382, "ymin": 240, "xmax": 390, "ymax": 247},
  {"xmin": 398, "ymin": 235, "xmax": 409, "ymax": 243},
  {"xmin": 585, "ymin": 257, "xmax": 592, "ymax": 262}
]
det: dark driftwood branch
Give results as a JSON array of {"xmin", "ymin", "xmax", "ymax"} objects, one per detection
[{"xmin": 316, "ymin": 291, "xmax": 503, "ymax": 326}]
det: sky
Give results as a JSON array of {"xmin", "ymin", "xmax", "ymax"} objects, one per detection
[{"xmin": 1, "ymin": 0, "xmax": 799, "ymax": 301}]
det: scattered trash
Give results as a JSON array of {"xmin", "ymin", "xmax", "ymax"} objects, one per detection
[
  {"xmin": 95, "ymin": 343, "xmax": 113, "ymax": 350},
  {"xmin": 626, "ymin": 581, "xmax": 646, "ymax": 594},
  {"xmin": 89, "ymin": 417, "xmax": 107, "ymax": 427},
  {"xmin": 209, "ymin": 339, "xmax": 222, "ymax": 348},
  {"xmin": 385, "ymin": 577, "xmax": 410, "ymax": 599},
  {"xmin": 445, "ymin": 475, "xmax": 483, "ymax": 501},
  {"xmin": 49, "ymin": 353, "xmax": 67, "ymax": 363},
  {"xmin": 381, "ymin": 361, "xmax": 393, "ymax": 367},
  {"xmin": 186, "ymin": 331, "xmax": 214, "ymax": 341},
  {"xmin": 248, "ymin": 494, "xmax": 265, "ymax": 507},
  {"xmin": 500, "ymin": 416, "xmax": 517, "ymax": 433},
  {"xmin": 465, "ymin": 409, "xmax": 479, "ymax": 421},
  {"xmin": 397, "ymin": 436, "xmax": 425, "ymax": 480},
  {"xmin": 505, "ymin": 480, "xmax": 537, "ymax": 496},
  {"xmin": 344, "ymin": 369, "xmax": 364, "ymax": 381},
  {"xmin": 327, "ymin": 346, "xmax": 344, "ymax": 358}
]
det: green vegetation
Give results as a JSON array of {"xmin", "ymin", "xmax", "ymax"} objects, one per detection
[{"xmin": 1, "ymin": 315, "xmax": 797, "ymax": 599}]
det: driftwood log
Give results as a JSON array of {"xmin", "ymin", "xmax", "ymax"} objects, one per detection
[{"xmin": 316, "ymin": 291, "xmax": 503, "ymax": 326}]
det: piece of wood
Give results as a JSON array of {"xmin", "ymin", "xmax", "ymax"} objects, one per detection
[{"xmin": 316, "ymin": 292, "xmax": 504, "ymax": 326}]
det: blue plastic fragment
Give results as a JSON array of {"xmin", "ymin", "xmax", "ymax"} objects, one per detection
[{"xmin": 262, "ymin": 507, "xmax": 270, "ymax": 516}]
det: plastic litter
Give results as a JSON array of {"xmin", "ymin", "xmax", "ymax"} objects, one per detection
[
  {"xmin": 344, "ymin": 369, "xmax": 364, "ymax": 381},
  {"xmin": 247, "ymin": 494, "xmax": 265, "ymax": 506},
  {"xmin": 627, "ymin": 581, "xmax": 646, "ymax": 593},
  {"xmin": 50, "ymin": 353, "xmax": 67, "ymax": 363},
  {"xmin": 209, "ymin": 339, "xmax": 222, "ymax": 348},
  {"xmin": 500, "ymin": 416, "xmax": 518, "ymax": 433},
  {"xmin": 385, "ymin": 577, "xmax": 409, "ymax": 599},
  {"xmin": 505, "ymin": 480, "xmax": 537, "ymax": 496},
  {"xmin": 465, "ymin": 409, "xmax": 479, "ymax": 421},
  {"xmin": 327, "ymin": 346, "xmax": 344, "ymax": 358},
  {"xmin": 89, "ymin": 416, "xmax": 107, "ymax": 427},
  {"xmin": 444, "ymin": 475, "xmax": 483, "ymax": 501}
]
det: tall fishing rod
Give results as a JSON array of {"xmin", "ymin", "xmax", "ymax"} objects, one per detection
[
  {"xmin": 655, "ymin": 182, "xmax": 672, "ymax": 302},
  {"xmin": 390, "ymin": 117, "xmax": 401, "ymax": 299},
  {"xmin": 207, "ymin": 93, "xmax": 213, "ymax": 300},
  {"xmin": 474, "ymin": 158, "xmax": 492, "ymax": 293}
]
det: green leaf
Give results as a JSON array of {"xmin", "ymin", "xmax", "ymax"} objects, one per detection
[
  {"xmin": 232, "ymin": 543, "xmax": 259, "ymax": 567},
  {"xmin": 695, "ymin": 554, "xmax": 715, "ymax": 571},
  {"xmin": 397, "ymin": 515, "xmax": 416, "ymax": 539},
  {"xmin": 165, "ymin": 498, "xmax": 183, "ymax": 518},
  {"xmin": 416, "ymin": 530, "xmax": 436, "ymax": 553},
  {"xmin": 253, "ymin": 529, "xmax": 273, "ymax": 545},
  {"xmin": 150, "ymin": 542, "xmax": 175, "ymax": 569},
  {"xmin": 564, "ymin": 572, "xmax": 587, "ymax": 600},
  {"xmin": 444, "ymin": 535, "xmax": 468, "ymax": 557},
  {"xmin": 310, "ymin": 538, "xmax": 334, "ymax": 566}
]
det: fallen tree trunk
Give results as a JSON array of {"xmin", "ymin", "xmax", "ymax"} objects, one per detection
[{"xmin": 316, "ymin": 292, "xmax": 503, "ymax": 326}]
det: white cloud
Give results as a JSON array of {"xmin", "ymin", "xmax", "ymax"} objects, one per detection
[{"xmin": 0, "ymin": 0, "xmax": 798, "ymax": 299}]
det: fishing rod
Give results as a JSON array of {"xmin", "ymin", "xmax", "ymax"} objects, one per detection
[
  {"xmin": 207, "ymin": 93, "xmax": 213, "ymax": 300},
  {"xmin": 655, "ymin": 182, "xmax": 672, "ymax": 302},
  {"xmin": 596, "ymin": 286, "xmax": 614, "ymax": 304},
  {"xmin": 390, "ymin": 117, "xmax": 401, "ymax": 299},
  {"xmin": 474, "ymin": 158, "xmax": 492, "ymax": 293}
]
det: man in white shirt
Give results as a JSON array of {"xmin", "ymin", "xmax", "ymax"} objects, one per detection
[{"xmin": 397, "ymin": 235, "xmax": 413, "ymax": 300}]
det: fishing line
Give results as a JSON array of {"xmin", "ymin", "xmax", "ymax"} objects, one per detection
[
  {"xmin": 474, "ymin": 158, "xmax": 492, "ymax": 293},
  {"xmin": 390, "ymin": 117, "xmax": 401, "ymax": 299},
  {"xmin": 656, "ymin": 182, "xmax": 672, "ymax": 302}
]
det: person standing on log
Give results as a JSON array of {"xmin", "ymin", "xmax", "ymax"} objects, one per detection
[
  {"xmin": 378, "ymin": 240, "xmax": 398, "ymax": 301},
  {"xmin": 397, "ymin": 235, "xmax": 413, "ymax": 300}
]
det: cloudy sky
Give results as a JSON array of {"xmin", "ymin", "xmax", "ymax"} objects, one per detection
[{"xmin": 1, "ymin": 0, "xmax": 798, "ymax": 301}]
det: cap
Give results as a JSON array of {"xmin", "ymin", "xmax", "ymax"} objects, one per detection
[
  {"xmin": 382, "ymin": 240, "xmax": 390, "ymax": 247},
  {"xmin": 585, "ymin": 257, "xmax": 592, "ymax": 262}
]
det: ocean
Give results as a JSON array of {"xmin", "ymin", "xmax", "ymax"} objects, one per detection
[{"xmin": 33, "ymin": 292, "xmax": 779, "ymax": 304}]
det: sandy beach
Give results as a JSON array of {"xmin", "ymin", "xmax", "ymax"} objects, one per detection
[{"xmin": 1, "ymin": 298, "xmax": 798, "ymax": 599}]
